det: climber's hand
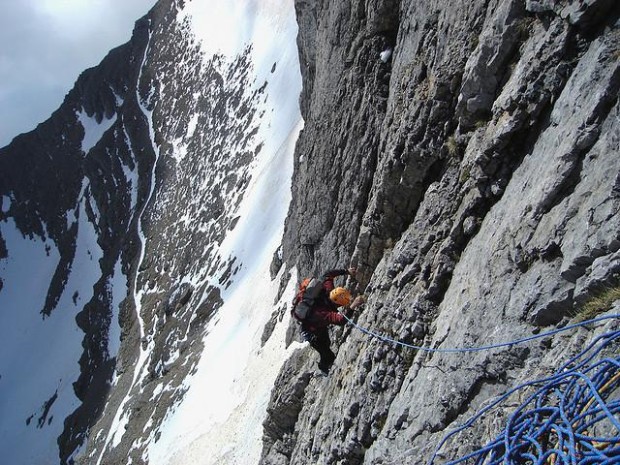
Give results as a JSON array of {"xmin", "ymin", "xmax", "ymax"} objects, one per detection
[{"xmin": 350, "ymin": 295, "xmax": 366, "ymax": 310}]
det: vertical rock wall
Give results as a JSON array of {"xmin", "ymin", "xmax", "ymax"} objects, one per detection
[{"xmin": 268, "ymin": 0, "xmax": 620, "ymax": 463}]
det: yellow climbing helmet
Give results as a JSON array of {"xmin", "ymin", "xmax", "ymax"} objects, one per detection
[{"xmin": 329, "ymin": 287, "xmax": 352, "ymax": 307}]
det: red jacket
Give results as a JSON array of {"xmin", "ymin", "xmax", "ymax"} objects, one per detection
[{"xmin": 293, "ymin": 269, "xmax": 349, "ymax": 332}]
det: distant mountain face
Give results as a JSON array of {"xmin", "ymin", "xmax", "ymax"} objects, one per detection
[
  {"xmin": 0, "ymin": 13, "xmax": 152, "ymax": 464},
  {"xmin": 0, "ymin": 0, "xmax": 301, "ymax": 463}
]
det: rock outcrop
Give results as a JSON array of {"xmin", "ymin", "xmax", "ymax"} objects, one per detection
[{"xmin": 265, "ymin": 0, "xmax": 620, "ymax": 463}]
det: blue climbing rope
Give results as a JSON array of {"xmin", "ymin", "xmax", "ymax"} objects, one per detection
[
  {"xmin": 340, "ymin": 312, "xmax": 620, "ymax": 353},
  {"xmin": 340, "ymin": 311, "xmax": 620, "ymax": 464},
  {"xmin": 427, "ymin": 329, "xmax": 620, "ymax": 464}
]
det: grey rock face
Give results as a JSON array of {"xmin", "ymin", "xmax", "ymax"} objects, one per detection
[{"xmin": 266, "ymin": 0, "xmax": 620, "ymax": 464}]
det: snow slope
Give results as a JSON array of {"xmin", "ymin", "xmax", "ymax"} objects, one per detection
[
  {"xmin": 0, "ymin": 0, "xmax": 303, "ymax": 463},
  {"xmin": 145, "ymin": 1, "xmax": 304, "ymax": 463}
]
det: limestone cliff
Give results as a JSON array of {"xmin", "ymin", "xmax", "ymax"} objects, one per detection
[{"xmin": 264, "ymin": 0, "xmax": 620, "ymax": 463}]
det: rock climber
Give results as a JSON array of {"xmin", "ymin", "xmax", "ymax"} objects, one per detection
[{"xmin": 292, "ymin": 267, "xmax": 365, "ymax": 375}]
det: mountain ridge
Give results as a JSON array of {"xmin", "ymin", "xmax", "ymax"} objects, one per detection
[{"xmin": 1, "ymin": 0, "xmax": 302, "ymax": 462}]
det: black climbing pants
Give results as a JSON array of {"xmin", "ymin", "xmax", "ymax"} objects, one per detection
[{"xmin": 306, "ymin": 327, "xmax": 336, "ymax": 373}]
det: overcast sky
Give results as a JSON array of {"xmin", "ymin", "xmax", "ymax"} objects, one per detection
[{"xmin": 0, "ymin": 0, "xmax": 157, "ymax": 148}]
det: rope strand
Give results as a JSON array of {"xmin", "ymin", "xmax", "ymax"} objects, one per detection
[{"xmin": 340, "ymin": 312, "xmax": 620, "ymax": 353}]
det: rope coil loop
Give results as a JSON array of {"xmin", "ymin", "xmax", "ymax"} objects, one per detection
[
  {"xmin": 428, "ymin": 331, "xmax": 620, "ymax": 464},
  {"xmin": 339, "ymin": 311, "xmax": 620, "ymax": 464}
]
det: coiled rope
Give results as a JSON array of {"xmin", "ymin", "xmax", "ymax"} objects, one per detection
[
  {"xmin": 428, "ymin": 329, "xmax": 620, "ymax": 464},
  {"xmin": 339, "ymin": 310, "xmax": 620, "ymax": 464}
]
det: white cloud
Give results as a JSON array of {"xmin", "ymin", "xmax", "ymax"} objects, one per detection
[{"xmin": 0, "ymin": 0, "xmax": 156, "ymax": 147}]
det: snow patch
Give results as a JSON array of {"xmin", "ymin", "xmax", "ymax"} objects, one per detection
[
  {"xmin": 66, "ymin": 206, "xmax": 77, "ymax": 228},
  {"xmin": 380, "ymin": 47, "xmax": 393, "ymax": 62},
  {"xmin": 111, "ymin": 87, "xmax": 125, "ymax": 108},
  {"xmin": 186, "ymin": 112, "xmax": 199, "ymax": 139},
  {"xmin": 122, "ymin": 160, "xmax": 139, "ymax": 215},
  {"xmin": 106, "ymin": 258, "xmax": 127, "ymax": 358},
  {"xmin": 76, "ymin": 109, "xmax": 117, "ymax": 154},
  {"xmin": 1, "ymin": 195, "xmax": 11, "ymax": 214}
]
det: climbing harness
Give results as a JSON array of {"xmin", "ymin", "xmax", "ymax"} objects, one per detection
[{"xmin": 339, "ymin": 310, "xmax": 620, "ymax": 464}]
